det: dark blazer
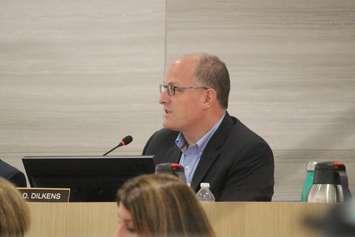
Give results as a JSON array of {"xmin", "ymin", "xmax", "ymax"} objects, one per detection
[
  {"xmin": 0, "ymin": 159, "xmax": 27, "ymax": 187},
  {"xmin": 143, "ymin": 113, "xmax": 274, "ymax": 201}
]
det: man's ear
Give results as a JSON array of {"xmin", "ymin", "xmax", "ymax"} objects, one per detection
[{"xmin": 202, "ymin": 88, "xmax": 217, "ymax": 109}]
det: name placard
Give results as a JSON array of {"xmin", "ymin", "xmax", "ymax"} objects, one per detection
[{"xmin": 17, "ymin": 188, "xmax": 70, "ymax": 202}]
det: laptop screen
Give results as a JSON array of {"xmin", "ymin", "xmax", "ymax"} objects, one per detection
[{"xmin": 22, "ymin": 155, "xmax": 155, "ymax": 202}]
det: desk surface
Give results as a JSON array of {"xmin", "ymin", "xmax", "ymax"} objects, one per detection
[{"xmin": 26, "ymin": 202, "xmax": 328, "ymax": 237}]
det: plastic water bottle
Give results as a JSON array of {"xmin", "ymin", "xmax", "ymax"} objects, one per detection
[
  {"xmin": 196, "ymin": 183, "xmax": 215, "ymax": 201},
  {"xmin": 300, "ymin": 161, "xmax": 317, "ymax": 202}
]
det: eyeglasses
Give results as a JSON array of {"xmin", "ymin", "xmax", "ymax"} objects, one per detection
[{"xmin": 159, "ymin": 83, "xmax": 209, "ymax": 96}]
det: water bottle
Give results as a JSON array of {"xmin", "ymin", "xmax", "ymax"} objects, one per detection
[
  {"xmin": 196, "ymin": 183, "xmax": 215, "ymax": 201},
  {"xmin": 301, "ymin": 161, "xmax": 317, "ymax": 202}
]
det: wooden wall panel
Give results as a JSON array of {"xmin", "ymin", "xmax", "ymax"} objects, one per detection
[
  {"xmin": 1, "ymin": 0, "xmax": 355, "ymax": 201},
  {"xmin": 26, "ymin": 202, "xmax": 328, "ymax": 237},
  {"xmin": 0, "ymin": 0, "xmax": 165, "ymax": 159},
  {"xmin": 166, "ymin": 0, "xmax": 355, "ymax": 200}
]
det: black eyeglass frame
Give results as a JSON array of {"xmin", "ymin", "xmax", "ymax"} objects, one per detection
[{"xmin": 159, "ymin": 83, "xmax": 209, "ymax": 96}]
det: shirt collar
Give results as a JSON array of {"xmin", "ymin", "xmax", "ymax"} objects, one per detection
[{"xmin": 175, "ymin": 112, "xmax": 226, "ymax": 152}]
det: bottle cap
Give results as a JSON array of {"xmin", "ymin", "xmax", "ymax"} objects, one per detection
[
  {"xmin": 332, "ymin": 161, "xmax": 346, "ymax": 171},
  {"xmin": 306, "ymin": 161, "xmax": 317, "ymax": 171},
  {"xmin": 200, "ymin": 182, "xmax": 210, "ymax": 188}
]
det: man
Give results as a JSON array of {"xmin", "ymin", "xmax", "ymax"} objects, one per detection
[{"xmin": 143, "ymin": 53, "xmax": 274, "ymax": 201}]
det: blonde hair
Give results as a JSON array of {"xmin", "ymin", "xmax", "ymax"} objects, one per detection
[
  {"xmin": 0, "ymin": 178, "xmax": 30, "ymax": 237},
  {"xmin": 117, "ymin": 174, "xmax": 215, "ymax": 237}
]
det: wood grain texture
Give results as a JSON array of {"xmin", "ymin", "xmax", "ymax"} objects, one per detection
[
  {"xmin": 166, "ymin": 0, "xmax": 355, "ymax": 149},
  {"xmin": 26, "ymin": 202, "xmax": 329, "ymax": 237},
  {"xmin": 0, "ymin": 0, "xmax": 165, "ymax": 156},
  {"xmin": 166, "ymin": 0, "xmax": 355, "ymax": 200},
  {"xmin": 1, "ymin": 0, "xmax": 355, "ymax": 201}
]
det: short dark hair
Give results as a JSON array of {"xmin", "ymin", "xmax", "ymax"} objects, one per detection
[{"xmin": 194, "ymin": 54, "xmax": 230, "ymax": 109}]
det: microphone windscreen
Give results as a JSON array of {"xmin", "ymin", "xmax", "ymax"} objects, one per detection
[{"xmin": 122, "ymin": 135, "xmax": 133, "ymax": 145}]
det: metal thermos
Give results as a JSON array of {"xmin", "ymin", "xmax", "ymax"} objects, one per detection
[
  {"xmin": 307, "ymin": 161, "xmax": 345, "ymax": 203},
  {"xmin": 332, "ymin": 161, "xmax": 352, "ymax": 201}
]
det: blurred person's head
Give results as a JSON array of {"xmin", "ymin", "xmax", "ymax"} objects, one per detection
[
  {"xmin": 306, "ymin": 201, "xmax": 355, "ymax": 237},
  {"xmin": 0, "ymin": 178, "xmax": 30, "ymax": 237},
  {"xmin": 116, "ymin": 174, "xmax": 215, "ymax": 237}
]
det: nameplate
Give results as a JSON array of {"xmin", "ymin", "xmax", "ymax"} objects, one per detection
[{"xmin": 17, "ymin": 188, "xmax": 70, "ymax": 202}]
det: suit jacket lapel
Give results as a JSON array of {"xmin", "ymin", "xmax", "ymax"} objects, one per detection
[
  {"xmin": 190, "ymin": 113, "xmax": 235, "ymax": 191},
  {"xmin": 163, "ymin": 146, "xmax": 181, "ymax": 163}
]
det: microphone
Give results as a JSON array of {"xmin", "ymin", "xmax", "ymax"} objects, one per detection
[{"xmin": 103, "ymin": 135, "xmax": 133, "ymax": 156}]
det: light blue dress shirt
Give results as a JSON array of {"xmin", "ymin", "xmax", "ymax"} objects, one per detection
[{"xmin": 175, "ymin": 114, "xmax": 225, "ymax": 185}]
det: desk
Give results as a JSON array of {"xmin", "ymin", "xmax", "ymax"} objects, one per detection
[{"xmin": 26, "ymin": 202, "xmax": 328, "ymax": 237}]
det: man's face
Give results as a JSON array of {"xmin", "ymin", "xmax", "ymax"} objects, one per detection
[{"xmin": 159, "ymin": 58, "xmax": 207, "ymax": 133}]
